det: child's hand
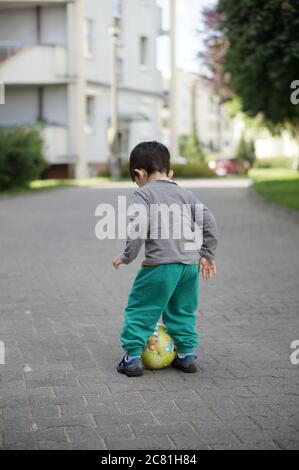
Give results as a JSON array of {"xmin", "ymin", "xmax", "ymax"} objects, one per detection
[
  {"xmin": 113, "ymin": 256, "xmax": 122, "ymax": 269},
  {"xmin": 200, "ymin": 257, "xmax": 217, "ymax": 280}
]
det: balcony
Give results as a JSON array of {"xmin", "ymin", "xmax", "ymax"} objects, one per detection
[
  {"xmin": 0, "ymin": 43, "xmax": 69, "ymax": 85},
  {"xmin": 0, "ymin": 1, "xmax": 71, "ymax": 6},
  {"xmin": 42, "ymin": 125, "xmax": 71, "ymax": 164}
]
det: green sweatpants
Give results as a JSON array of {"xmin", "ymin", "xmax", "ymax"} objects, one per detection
[{"xmin": 120, "ymin": 263, "xmax": 199, "ymax": 356}]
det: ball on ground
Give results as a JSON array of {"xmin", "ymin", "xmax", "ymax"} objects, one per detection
[{"xmin": 142, "ymin": 323, "xmax": 176, "ymax": 369}]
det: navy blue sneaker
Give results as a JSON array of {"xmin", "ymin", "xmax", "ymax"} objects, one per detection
[
  {"xmin": 117, "ymin": 355, "xmax": 143, "ymax": 377},
  {"xmin": 171, "ymin": 353, "xmax": 198, "ymax": 373}
]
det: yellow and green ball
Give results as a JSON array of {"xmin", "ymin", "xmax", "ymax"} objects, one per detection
[{"xmin": 142, "ymin": 323, "xmax": 176, "ymax": 369}]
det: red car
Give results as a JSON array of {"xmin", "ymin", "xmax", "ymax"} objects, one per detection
[{"xmin": 208, "ymin": 158, "xmax": 249, "ymax": 176}]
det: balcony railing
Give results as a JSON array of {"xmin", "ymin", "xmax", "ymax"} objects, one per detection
[
  {"xmin": 0, "ymin": 42, "xmax": 68, "ymax": 84},
  {"xmin": 0, "ymin": 0, "xmax": 71, "ymax": 6},
  {"xmin": 0, "ymin": 41, "xmax": 26, "ymax": 63}
]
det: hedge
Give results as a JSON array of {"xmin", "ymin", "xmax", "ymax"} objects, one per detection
[
  {"xmin": 0, "ymin": 127, "xmax": 47, "ymax": 190},
  {"xmin": 253, "ymin": 157, "xmax": 295, "ymax": 169},
  {"xmin": 120, "ymin": 162, "xmax": 215, "ymax": 179}
]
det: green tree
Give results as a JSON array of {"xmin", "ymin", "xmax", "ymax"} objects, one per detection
[
  {"xmin": 236, "ymin": 134, "xmax": 256, "ymax": 167},
  {"xmin": 179, "ymin": 132, "xmax": 205, "ymax": 163},
  {"xmin": 201, "ymin": 0, "xmax": 299, "ymax": 167},
  {"xmin": 218, "ymin": 0, "xmax": 299, "ymax": 127}
]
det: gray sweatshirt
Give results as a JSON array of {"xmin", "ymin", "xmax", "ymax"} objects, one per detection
[{"xmin": 119, "ymin": 179, "xmax": 218, "ymax": 265}]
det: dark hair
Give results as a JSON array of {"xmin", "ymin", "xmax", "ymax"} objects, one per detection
[{"xmin": 129, "ymin": 141, "xmax": 171, "ymax": 181}]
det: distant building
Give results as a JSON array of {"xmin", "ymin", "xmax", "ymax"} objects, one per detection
[
  {"xmin": 161, "ymin": 69, "xmax": 299, "ymax": 161},
  {"xmin": 0, "ymin": 0, "xmax": 163, "ymax": 178},
  {"xmin": 161, "ymin": 69, "xmax": 236, "ymax": 159}
]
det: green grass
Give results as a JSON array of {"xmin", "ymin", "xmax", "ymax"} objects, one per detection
[
  {"xmin": 30, "ymin": 177, "xmax": 111, "ymax": 189},
  {"xmin": 249, "ymin": 168, "xmax": 299, "ymax": 211},
  {"xmin": 0, "ymin": 177, "xmax": 112, "ymax": 196}
]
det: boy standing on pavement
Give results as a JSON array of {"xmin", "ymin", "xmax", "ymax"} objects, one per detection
[{"xmin": 113, "ymin": 141, "xmax": 218, "ymax": 377}]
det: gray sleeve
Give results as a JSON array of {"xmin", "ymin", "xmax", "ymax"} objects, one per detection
[
  {"xmin": 118, "ymin": 190, "xmax": 149, "ymax": 265},
  {"xmin": 199, "ymin": 205, "xmax": 218, "ymax": 260}
]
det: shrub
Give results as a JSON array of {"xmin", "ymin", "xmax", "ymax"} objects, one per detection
[
  {"xmin": 100, "ymin": 164, "xmax": 110, "ymax": 177},
  {"xmin": 120, "ymin": 161, "xmax": 214, "ymax": 179},
  {"xmin": 121, "ymin": 162, "xmax": 130, "ymax": 179},
  {"xmin": 171, "ymin": 162, "xmax": 215, "ymax": 178},
  {"xmin": 253, "ymin": 157, "xmax": 294, "ymax": 169},
  {"xmin": 0, "ymin": 127, "xmax": 47, "ymax": 190}
]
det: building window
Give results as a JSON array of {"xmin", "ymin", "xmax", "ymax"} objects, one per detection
[
  {"xmin": 113, "ymin": 0, "xmax": 123, "ymax": 18},
  {"xmin": 139, "ymin": 36, "xmax": 148, "ymax": 67},
  {"xmin": 84, "ymin": 19, "xmax": 94, "ymax": 58},
  {"xmin": 86, "ymin": 96, "xmax": 95, "ymax": 132}
]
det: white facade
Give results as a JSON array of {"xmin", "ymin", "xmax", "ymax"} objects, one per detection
[
  {"xmin": 0, "ymin": 0, "xmax": 163, "ymax": 177},
  {"xmin": 162, "ymin": 69, "xmax": 299, "ymax": 161},
  {"xmin": 161, "ymin": 69, "xmax": 236, "ymax": 158},
  {"xmin": 254, "ymin": 129, "xmax": 299, "ymax": 159}
]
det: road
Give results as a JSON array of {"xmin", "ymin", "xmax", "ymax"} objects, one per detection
[{"xmin": 0, "ymin": 181, "xmax": 298, "ymax": 449}]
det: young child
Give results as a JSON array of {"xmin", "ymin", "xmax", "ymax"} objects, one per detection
[{"xmin": 113, "ymin": 141, "xmax": 218, "ymax": 377}]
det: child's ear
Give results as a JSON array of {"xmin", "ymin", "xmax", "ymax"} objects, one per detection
[
  {"xmin": 134, "ymin": 169, "xmax": 143, "ymax": 179},
  {"xmin": 135, "ymin": 169, "xmax": 148, "ymax": 180},
  {"xmin": 168, "ymin": 169, "xmax": 174, "ymax": 179}
]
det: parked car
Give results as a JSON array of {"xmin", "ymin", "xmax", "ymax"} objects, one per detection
[{"xmin": 208, "ymin": 157, "xmax": 249, "ymax": 176}]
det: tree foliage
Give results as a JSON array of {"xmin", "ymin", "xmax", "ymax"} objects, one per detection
[
  {"xmin": 200, "ymin": 7, "xmax": 232, "ymax": 103},
  {"xmin": 179, "ymin": 132, "xmax": 205, "ymax": 162},
  {"xmin": 201, "ymin": 0, "xmax": 299, "ymax": 129},
  {"xmin": 235, "ymin": 134, "xmax": 256, "ymax": 167}
]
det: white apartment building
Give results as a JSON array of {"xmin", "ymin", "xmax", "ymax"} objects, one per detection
[
  {"xmin": 162, "ymin": 69, "xmax": 299, "ymax": 161},
  {"xmin": 161, "ymin": 70, "xmax": 236, "ymax": 158},
  {"xmin": 0, "ymin": 0, "xmax": 163, "ymax": 178}
]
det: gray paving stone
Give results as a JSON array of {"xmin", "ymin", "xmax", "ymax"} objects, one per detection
[
  {"xmin": 105, "ymin": 435, "xmax": 174, "ymax": 450},
  {"xmin": 3, "ymin": 417, "xmax": 32, "ymax": 432},
  {"xmin": 3, "ymin": 428, "xmax": 68, "ymax": 447},
  {"xmin": 211, "ymin": 441, "xmax": 279, "ymax": 450},
  {"xmin": 69, "ymin": 439, "xmax": 107, "ymax": 450},
  {"xmin": 33, "ymin": 415, "xmax": 96, "ymax": 429},
  {"xmin": 65, "ymin": 424, "xmax": 131, "ymax": 446},
  {"xmin": 31, "ymin": 406, "xmax": 60, "ymax": 418},
  {"xmin": 36, "ymin": 441, "xmax": 71, "ymax": 450},
  {"xmin": 131, "ymin": 422, "xmax": 196, "ymax": 439},
  {"xmin": 274, "ymin": 440, "xmax": 299, "ymax": 450},
  {"xmin": 3, "ymin": 407, "xmax": 31, "ymax": 420},
  {"xmin": 29, "ymin": 394, "xmax": 85, "ymax": 408},
  {"xmin": 60, "ymin": 402, "xmax": 121, "ymax": 417},
  {"xmin": 170, "ymin": 429, "xmax": 241, "ymax": 448},
  {"xmin": 94, "ymin": 410, "xmax": 158, "ymax": 427}
]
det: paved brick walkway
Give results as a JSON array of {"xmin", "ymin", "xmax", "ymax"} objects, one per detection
[{"xmin": 0, "ymin": 183, "xmax": 299, "ymax": 450}]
